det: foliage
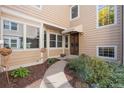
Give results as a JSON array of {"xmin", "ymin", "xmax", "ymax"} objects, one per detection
[
  {"xmin": 110, "ymin": 66, "xmax": 124, "ymax": 88},
  {"xmin": 67, "ymin": 54, "xmax": 123, "ymax": 88},
  {"xmin": 47, "ymin": 58, "xmax": 58, "ymax": 65},
  {"xmin": 67, "ymin": 54, "xmax": 91, "ymax": 72},
  {"xmin": 11, "ymin": 67, "xmax": 30, "ymax": 78},
  {"xmin": 98, "ymin": 5, "xmax": 114, "ymax": 26}
]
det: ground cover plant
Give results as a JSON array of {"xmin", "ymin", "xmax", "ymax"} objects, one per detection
[
  {"xmin": 66, "ymin": 54, "xmax": 124, "ymax": 88},
  {"xmin": 0, "ymin": 58, "xmax": 59, "ymax": 88}
]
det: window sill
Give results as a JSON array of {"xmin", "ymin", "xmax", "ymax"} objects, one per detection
[
  {"xmin": 97, "ymin": 56, "xmax": 117, "ymax": 60},
  {"xmin": 70, "ymin": 16, "xmax": 80, "ymax": 21},
  {"xmin": 13, "ymin": 48, "xmax": 40, "ymax": 52},
  {"xmin": 96, "ymin": 23, "xmax": 117, "ymax": 29},
  {"xmin": 49, "ymin": 47, "xmax": 63, "ymax": 50}
]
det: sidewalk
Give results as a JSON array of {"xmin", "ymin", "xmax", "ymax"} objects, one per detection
[{"xmin": 40, "ymin": 61, "xmax": 72, "ymax": 88}]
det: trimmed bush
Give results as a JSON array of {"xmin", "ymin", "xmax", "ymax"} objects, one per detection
[
  {"xmin": 11, "ymin": 67, "xmax": 30, "ymax": 78},
  {"xmin": 110, "ymin": 65, "xmax": 124, "ymax": 88},
  {"xmin": 67, "ymin": 54, "xmax": 119, "ymax": 87}
]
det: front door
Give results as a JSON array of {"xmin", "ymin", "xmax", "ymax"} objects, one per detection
[{"xmin": 70, "ymin": 33, "xmax": 79, "ymax": 55}]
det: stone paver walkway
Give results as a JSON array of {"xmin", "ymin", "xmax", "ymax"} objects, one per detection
[{"xmin": 40, "ymin": 61, "xmax": 72, "ymax": 88}]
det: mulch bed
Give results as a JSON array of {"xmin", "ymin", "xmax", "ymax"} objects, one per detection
[
  {"xmin": 0, "ymin": 58, "xmax": 59, "ymax": 88},
  {"xmin": 64, "ymin": 65, "xmax": 89, "ymax": 88}
]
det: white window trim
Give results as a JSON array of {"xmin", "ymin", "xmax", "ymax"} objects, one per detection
[
  {"xmin": 49, "ymin": 32, "xmax": 63, "ymax": 49},
  {"xmin": 65, "ymin": 35, "xmax": 69, "ymax": 49},
  {"xmin": 96, "ymin": 5, "xmax": 117, "ymax": 29},
  {"xmin": 57, "ymin": 35, "xmax": 63, "ymax": 48},
  {"xmin": 3, "ymin": 36, "xmax": 20, "ymax": 49},
  {"xmin": 1, "ymin": 17, "xmax": 42, "ymax": 51},
  {"xmin": 49, "ymin": 33, "xmax": 57, "ymax": 48},
  {"xmin": 4, "ymin": 20, "xmax": 18, "ymax": 31},
  {"xmin": 96, "ymin": 45, "xmax": 117, "ymax": 60},
  {"xmin": 26, "ymin": 26, "xmax": 40, "ymax": 49},
  {"xmin": 70, "ymin": 5, "xmax": 80, "ymax": 21}
]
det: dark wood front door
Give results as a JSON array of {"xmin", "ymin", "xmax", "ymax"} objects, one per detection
[{"xmin": 70, "ymin": 33, "xmax": 79, "ymax": 55}]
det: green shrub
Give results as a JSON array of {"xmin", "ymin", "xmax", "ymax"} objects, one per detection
[
  {"xmin": 67, "ymin": 54, "xmax": 91, "ymax": 73},
  {"xmin": 110, "ymin": 65, "xmax": 124, "ymax": 88},
  {"xmin": 67, "ymin": 57, "xmax": 83, "ymax": 72},
  {"xmin": 67, "ymin": 54, "xmax": 117, "ymax": 88},
  {"xmin": 11, "ymin": 67, "xmax": 30, "ymax": 78},
  {"xmin": 47, "ymin": 58, "xmax": 57, "ymax": 65},
  {"xmin": 88, "ymin": 58, "xmax": 115, "ymax": 87}
]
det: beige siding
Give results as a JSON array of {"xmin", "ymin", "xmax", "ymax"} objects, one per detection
[
  {"xmin": 70, "ymin": 5, "xmax": 122, "ymax": 61},
  {"xmin": 1, "ymin": 50, "xmax": 41, "ymax": 67},
  {"xmin": 64, "ymin": 48, "xmax": 70, "ymax": 56},
  {"xmin": 49, "ymin": 49, "xmax": 63, "ymax": 57},
  {"xmin": 3, "ymin": 5, "xmax": 70, "ymax": 28},
  {"xmin": 44, "ymin": 25, "xmax": 63, "ymax": 58}
]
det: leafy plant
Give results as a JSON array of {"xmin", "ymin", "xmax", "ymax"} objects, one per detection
[
  {"xmin": 67, "ymin": 54, "xmax": 118, "ymax": 88},
  {"xmin": 110, "ymin": 65, "xmax": 124, "ymax": 88},
  {"xmin": 11, "ymin": 67, "xmax": 30, "ymax": 78}
]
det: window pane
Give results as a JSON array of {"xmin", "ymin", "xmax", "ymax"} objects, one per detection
[
  {"xmin": 98, "ymin": 5, "xmax": 114, "ymax": 27},
  {"xmin": 3, "ymin": 20, "xmax": 10, "ymax": 30},
  {"xmin": 26, "ymin": 26, "xmax": 39, "ymax": 48},
  {"xmin": 98, "ymin": 47, "xmax": 115, "ymax": 58},
  {"xmin": 4, "ymin": 39, "xmax": 10, "ymax": 48},
  {"xmin": 58, "ymin": 35, "xmax": 62, "ymax": 41},
  {"xmin": 65, "ymin": 35, "xmax": 68, "ymax": 48},
  {"xmin": 71, "ymin": 5, "xmax": 78, "ymax": 19},
  {"xmin": 50, "ymin": 34, "xmax": 56, "ymax": 48},
  {"xmin": 50, "ymin": 41, "xmax": 56, "ymax": 47},
  {"xmin": 109, "ymin": 5, "xmax": 114, "ymax": 24},
  {"xmin": 57, "ymin": 35, "xmax": 62, "ymax": 47},
  {"xmin": 11, "ymin": 22, "xmax": 17, "ymax": 30},
  {"xmin": 58, "ymin": 42, "xmax": 62, "ymax": 47},
  {"xmin": 50, "ymin": 34, "xmax": 56, "ymax": 40},
  {"xmin": 11, "ymin": 44, "xmax": 17, "ymax": 48},
  {"xmin": 11, "ymin": 39, "xmax": 17, "ymax": 43}
]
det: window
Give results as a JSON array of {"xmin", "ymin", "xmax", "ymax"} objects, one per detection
[
  {"xmin": 3, "ymin": 20, "xmax": 23, "ymax": 49},
  {"xmin": 4, "ymin": 37, "xmax": 20, "ymax": 49},
  {"xmin": 97, "ymin": 5, "xmax": 115, "ymax": 27},
  {"xmin": 97, "ymin": 46, "xmax": 116, "ymax": 59},
  {"xmin": 4, "ymin": 38, "xmax": 9, "ymax": 48},
  {"xmin": 65, "ymin": 35, "xmax": 68, "ymax": 48},
  {"xmin": 50, "ymin": 34, "xmax": 56, "ymax": 47},
  {"xmin": 70, "ymin": 5, "xmax": 79, "ymax": 20},
  {"xmin": 11, "ymin": 22, "xmax": 17, "ymax": 30},
  {"xmin": 4, "ymin": 20, "xmax": 10, "ymax": 30},
  {"xmin": 44, "ymin": 31, "xmax": 47, "ymax": 48},
  {"xmin": 3, "ymin": 20, "xmax": 18, "ymax": 30},
  {"xmin": 26, "ymin": 25, "xmax": 40, "ymax": 48},
  {"xmin": 57, "ymin": 35, "xmax": 62, "ymax": 47}
]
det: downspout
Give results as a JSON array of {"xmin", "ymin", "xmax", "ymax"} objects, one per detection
[{"xmin": 121, "ymin": 5, "xmax": 124, "ymax": 65}]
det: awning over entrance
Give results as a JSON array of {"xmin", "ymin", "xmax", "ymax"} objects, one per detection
[{"xmin": 62, "ymin": 24, "xmax": 83, "ymax": 34}]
